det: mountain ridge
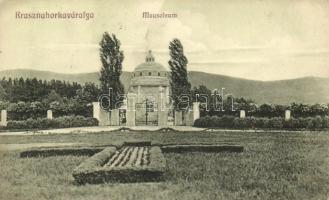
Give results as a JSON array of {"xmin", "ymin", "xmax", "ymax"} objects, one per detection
[{"xmin": 0, "ymin": 69, "xmax": 328, "ymax": 104}]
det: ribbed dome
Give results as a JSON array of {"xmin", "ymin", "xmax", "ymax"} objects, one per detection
[
  {"xmin": 134, "ymin": 62, "xmax": 167, "ymax": 72},
  {"xmin": 133, "ymin": 50, "xmax": 168, "ymax": 72},
  {"xmin": 129, "ymin": 50, "xmax": 170, "ymax": 88}
]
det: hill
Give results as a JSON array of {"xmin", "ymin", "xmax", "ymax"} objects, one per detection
[{"xmin": 0, "ymin": 69, "xmax": 328, "ymax": 104}]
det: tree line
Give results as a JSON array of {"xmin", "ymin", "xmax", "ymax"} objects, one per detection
[
  {"xmin": 0, "ymin": 77, "xmax": 82, "ymax": 102},
  {"xmin": 0, "ymin": 78, "xmax": 100, "ymax": 103}
]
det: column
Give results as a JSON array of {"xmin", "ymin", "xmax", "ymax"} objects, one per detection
[
  {"xmin": 126, "ymin": 92, "xmax": 136, "ymax": 126},
  {"xmin": 110, "ymin": 109, "xmax": 120, "ymax": 126},
  {"xmin": 158, "ymin": 86, "xmax": 167, "ymax": 126},
  {"xmin": 184, "ymin": 110, "xmax": 194, "ymax": 126},
  {"xmin": 285, "ymin": 110, "xmax": 291, "ymax": 121},
  {"xmin": 240, "ymin": 110, "xmax": 246, "ymax": 118},
  {"xmin": 165, "ymin": 86, "xmax": 169, "ymax": 105},
  {"xmin": 193, "ymin": 102, "xmax": 200, "ymax": 122},
  {"xmin": 47, "ymin": 110, "xmax": 53, "ymax": 119},
  {"xmin": 0, "ymin": 110, "xmax": 7, "ymax": 126},
  {"xmin": 93, "ymin": 102, "xmax": 110, "ymax": 126},
  {"xmin": 92, "ymin": 102, "xmax": 100, "ymax": 121},
  {"xmin": 174, "ymin": 111, "xmax": 183, "ymax": 126},
  {"xmin": 137, "ymin": 85, "xmax": 141, "ymax": 103}
]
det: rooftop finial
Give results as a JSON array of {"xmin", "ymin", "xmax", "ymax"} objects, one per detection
[{"xmin": 145, "ymin": 50, "xmax": 155, "ymax": 62}]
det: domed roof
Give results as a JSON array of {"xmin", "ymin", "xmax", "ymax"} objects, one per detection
[{"xmin": 133, "ymin": 50, "xmax": 168, "ymax": 72}]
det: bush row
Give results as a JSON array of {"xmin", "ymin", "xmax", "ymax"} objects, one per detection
[
  {"xmin": 148, "ymin": 146, "xmax": 166, "ymax": 170},
  {"xmin": 74, "ymin": 147, "xmax": 117, "ymax": 173},
  {"xmin": 194, "ymin": 115, "xmax": 329, "ymax": 130},
  {"xmin": 20, "ymin": 147, "xmax": 105, "ymax": 158},
  {"xmin": 6, "ymin": 115, "xmax": 98, "ymax": 130},
  {"xmin": 161, "ymin": 145, "xmax": 244, "ymax": 153},
  {"xmin": 0, "ymin": 100, "xmax": 92, "ymax": 120}
]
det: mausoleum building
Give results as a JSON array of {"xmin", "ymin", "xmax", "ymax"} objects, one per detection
[{"xmin": 128, "ymin": 50, "xmax": 170, "ymax": 125}]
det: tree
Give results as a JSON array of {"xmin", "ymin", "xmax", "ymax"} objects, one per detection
[
  {"xmin": 191, "ymin": 85, "xmax": 212, "ymax": 116},
  {"xmin": 75, "ymin": 82, "xmax": 100, "ymax": 103},
  {"xmin": 169, "ymin": 39, "xmax": 191, "ymax": 111},
  {"xmin": 257, "ymin": 104, "xmax": 275, "ymax": 117},
  {"xmin": 99, "ymin": 32, "xmax": 124, "ymax": 109},
  {"xmin": 0, "ymin": 84, "xmax": 7, "ymax": 101},
  {"xmin": 44, "ymin": 90, "xmax": 63, "ymax": 104}
]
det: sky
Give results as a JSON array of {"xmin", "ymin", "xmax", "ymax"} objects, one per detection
[{"xmin": 0, "ymin": 0, "xmax": 328, "ymax": 81}]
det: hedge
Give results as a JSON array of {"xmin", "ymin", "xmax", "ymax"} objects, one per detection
[
  {"xmin": 6, "ymin": 116, "xmax": 98, "ymax": 130},
  {"xmin": 148, "ymin": 146, "xmax": 166, "ymax": 170},
  {"xmin": 194, "ymin": 115, "xmax": 329, "ymax": 130},
  {"xmin": 0, "ymin": 100, "xmax": 92, "ymax": 120},
  {"xmin": 123, "ymin": 141, "xmax": 152, "ymax": 147},
  {"xmin": 161, "ymin": 145, "xmax": 244, "ymax": 153},
  {"xmin": 20, "ymin": 147, "xmax": 105, "ymax": 158},
  {"xmin": 73, "ymin": 147, "xmax": 117, "ymax": 176}
]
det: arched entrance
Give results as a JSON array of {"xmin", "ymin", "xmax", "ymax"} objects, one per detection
[{"xmin": 135, "ymin": 99, "xmax": 158, "ymax": 126}]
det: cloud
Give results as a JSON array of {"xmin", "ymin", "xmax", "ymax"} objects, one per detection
[{"xmin": 1, "ymin": 0, "xmax": 329, "ymax": 80}]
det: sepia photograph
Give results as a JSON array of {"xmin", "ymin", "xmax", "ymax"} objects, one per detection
[{"xmin": 0, "ymin": 0, "xmax": 328, "ymax": 199}]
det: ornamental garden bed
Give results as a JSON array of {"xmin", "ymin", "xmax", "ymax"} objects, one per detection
[{"xmin": 73, "ymin": 146, "xmax": 166, "ymax": 184}]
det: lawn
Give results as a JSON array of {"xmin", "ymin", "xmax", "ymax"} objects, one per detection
[{"xmin": 0, "ymin": 131, "xmax": 328, "ymax": 200}]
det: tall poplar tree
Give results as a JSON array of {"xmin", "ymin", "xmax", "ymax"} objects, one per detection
[
  {"xmin": 169, "ymin": 39, "xmax": 191, "ymax": 110},
  {"xmin": 99, "ymin": 32, "xmax": 124, "ymax": 109}
]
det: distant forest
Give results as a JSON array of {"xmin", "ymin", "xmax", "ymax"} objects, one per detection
[{"xmin": 0, "ymin": 77, "xmax": 99, "ymax": 103}]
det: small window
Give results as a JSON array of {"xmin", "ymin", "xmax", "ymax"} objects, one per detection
[
  {"xmin": 149, "ymin": 72, "xmax": 152, "ymax": 76},
  {"xmin": 158, "ymin": 72, "xmax": 160, "ymax": 76},
  {"xmin": 140, "ymin": 72, "xmax": 142, "ymax": 76}
]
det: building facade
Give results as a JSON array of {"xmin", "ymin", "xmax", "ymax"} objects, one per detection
[
  {"xmin": 128, "ymin": 50, "xmax": 171, "ymax": 125},
  {"xmin": 92, "ymin": 50, "xmax": 199, "ymax": 126}
]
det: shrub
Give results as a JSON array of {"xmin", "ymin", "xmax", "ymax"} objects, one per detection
[
  {"xmin": 209, "ymin": 116, "xmax": 220, "ymax": 127},
  {"xmin": 6, "ymin": 120, "xmax": 27, "ymax": 129},
  {"xmin": 312, "ymin": 116, "xmax": 323, "ymax": 129},
  {"xmin": 255, "ymin": 117, "xmax": 269, "ymax": 129},
  {"xmin": 220, "ymin": 115, "xmax": 235, "ymax": 128},
  {"xmin": 299, "ymin": 117, "xmax": 314, "ymax": 129},
  {"xmin": 233, "ymin": 118, "xmax": 248, "ymax": 129},
  {"xmin": 290, "ymin": 118, "xmax": 301, "ymax": 129},
  {"xmin": 322, "ymin": 116, "xmax": 329, "ymax": 128},
  {"xmin": 246, "ymin": 117, "xmax": 257, "ymax": 128},
  {"xmin": 267, "ymin": 117, "xmax": 284, "ymax": 129},
  {"xmin": 195, "ymin": 117, "xmax": 205, "ymax": 127},
  {"xmin": 193, "ymin": 118, "xmax": 201, "ymax": 127}
]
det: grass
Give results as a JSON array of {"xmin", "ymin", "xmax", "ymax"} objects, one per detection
[{"xmin": 0, "ymin": 131, "xmax": 329, "ymax": 199}]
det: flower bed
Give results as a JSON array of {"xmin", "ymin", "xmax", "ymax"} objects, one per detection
[{"xmin": 73, "ymin": 146, "xmax": 166, "ymax": 184}]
